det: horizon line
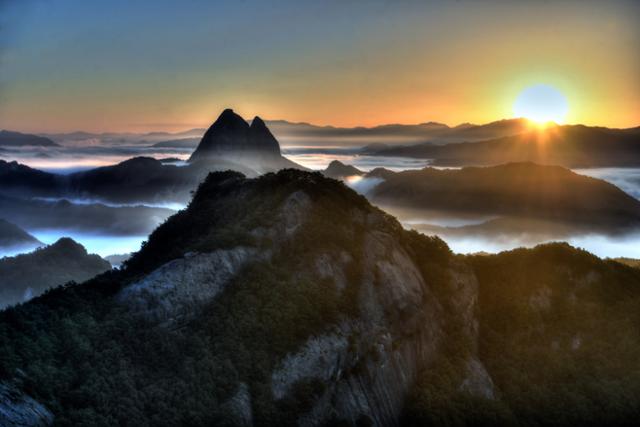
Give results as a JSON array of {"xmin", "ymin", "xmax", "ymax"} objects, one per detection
[{"xmin": 3, "ymin": 116, "xmax": 639, "ymax": 136}]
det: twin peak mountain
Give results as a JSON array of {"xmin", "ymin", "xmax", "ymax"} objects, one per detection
[{"xmin": 189, "ymin": 109, "xmax": 281, "ymax": 162}]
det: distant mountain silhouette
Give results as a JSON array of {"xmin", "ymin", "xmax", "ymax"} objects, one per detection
[
  {"xmin": 41, "ymin": 128, "xmax": 205, "ymax": 146},
  {"xmin": 0, "ymin": 219, "xmax": 41, "ymax": 251},
  {"xmin": 0, "ymin": 193, "xmax": 174, "ymax": 235},
  {"xmin": 190, "ymin": 109, "xmax": 277, "ymax": 161},
  {"xmin": 0, "ymin": 156, "xmax": 258, "ymax": 204},
  {"xmin": 189, "ymin": 110, "xmax": 301, "ymax": 174},
  {"xmin": 66, "ymin": 157, "xmax": 202, "ymax": 203},
  {"xmin": 0, "ymin": 160, "xmax": 63, "ymax": 198},
  {"xmin": 322, "ymin": 160, "xmax": 364, "ymax": 179},
  {"xmin": 370, "ymin": 124, "xmax": 640, "ymax": 167},
  {"xmin": 151, "ymin": 137, "xmax": 200, "ymax": 148},
  {"xmin": 264, "ymin": 117, "xmax": 531, "ymax": 146},
  {"xmin": 37, "ymin": 118, "xmax": 524, "ymax": 148},
  {"xmin": 0, "ymin": 238, "xmax": 110, "ymax": 309},
  {"xmin": 366, "ymin": 162, "xmax": 640, "ymax": 232},
  {"xmin": 31, "ymin": 117, "xmax": 639, "ymax": 152},
  {"xmin": 0, "ymin": 130, "xmax": 59, "ymax": 147}
]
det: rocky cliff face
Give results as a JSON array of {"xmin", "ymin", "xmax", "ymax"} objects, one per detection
[{"xmin": 111, "ymin": 170, "xmax": 486, "ymax": 426}]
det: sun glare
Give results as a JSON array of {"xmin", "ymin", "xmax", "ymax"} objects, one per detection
[{"xmin": 513, "ymin": 84, "xmax": 568, "ymax": 125}]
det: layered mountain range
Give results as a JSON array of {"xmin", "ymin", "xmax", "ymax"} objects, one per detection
[
  {"xmin": 3, "ymin": 112, "xmax": 640, "ymax": 242},
  {"xmin": 368, "ymin": 124, "xmax": 640, "ymax": 168},
  {"xmin": 323, "ymin": 161, "xmax": 640, "ymax": 235},
  {"xmin": 35, "ymin": 117, "xmax": 533, "ymax": 148},
  {"xmin": 26, "ymin": 117, "xmax": 638, "ymax": 161},
  {"xmin": 0, "ymin": 110, "xmax": 306, "ymax": 206},
  {"xmin": 1, "ymin": 169, "xmax": 639, "ymax": 426},
  {"xmin": 0, "ymin": 130, "xmax": 59, "ymax": 148}
]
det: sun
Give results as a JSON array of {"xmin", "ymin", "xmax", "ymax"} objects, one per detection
[{"xmin": 513, "ymin": 84, "xmax": 568, "ymax": 124}]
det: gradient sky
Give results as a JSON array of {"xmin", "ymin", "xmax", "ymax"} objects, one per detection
[{"xmin": 0, "ymin": 0, "xmax": 638, "ymax": 132}]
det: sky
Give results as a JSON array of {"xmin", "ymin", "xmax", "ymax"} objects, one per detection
[{"xmin": 0, "ymin": 0, "xmax": 638, "ymax": 133}]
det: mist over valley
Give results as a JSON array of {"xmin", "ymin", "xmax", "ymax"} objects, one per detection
[{"xmin": 3, "ymin": 115, "xmax": 640, "ymax": 265}]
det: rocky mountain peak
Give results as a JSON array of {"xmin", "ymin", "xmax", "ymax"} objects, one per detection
[
  {"xmin": 188, "ymin": 109, "xmax": 281, "ymax": 162},
  {"xmin": 215, "ymin": 108, "xmax": 250, "ymax": 131},
  {"xmin": 248, "ymin": 115, "xmax": 280, "ymax": 156},
  {"xmin": 250, "ymin": 116, "xmax": 266, "ymax": 129}
]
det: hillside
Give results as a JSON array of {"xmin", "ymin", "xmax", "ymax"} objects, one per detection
[
  {"xmin": 368, "ymin": 162, "xmax": 640, "ymax": 232},
  {"xmin": 0, "ymin": 238, "xmax": 110, "ymax": 309},
  {"xmin": 0, "ymin": 155, "xmax": 271, "ymax": 205},
  {"xmin": 0, "ymin": 219, "xmax": 41, "ymax": 250},
  {"xmin": 0, "ymin": 160, "xmax": 63, "ymax": 199},
  {"xmin": 1, "ymin": 170, "xmax": 640, "ymax": 425}
]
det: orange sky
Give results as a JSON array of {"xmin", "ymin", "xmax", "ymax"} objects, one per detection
[{"xmin": 0, "ymin": 1, "xmax": 638, "ymax": 133}]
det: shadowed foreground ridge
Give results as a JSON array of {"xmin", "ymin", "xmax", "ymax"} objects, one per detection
[{"xmin": 1, "ymin": 169, "xmax": 640, "ymax": 426}]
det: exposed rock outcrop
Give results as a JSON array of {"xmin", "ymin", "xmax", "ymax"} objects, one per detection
[
  {"xmin": 0, "ymin": 382, "xmax": 53, "ymax": 426},
  {"xmin": 118, "ymin": 248, "xmax": 259, "ymax": 323}
]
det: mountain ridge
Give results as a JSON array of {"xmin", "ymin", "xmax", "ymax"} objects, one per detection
[
  {"xmin": 0, "ymin": 237, "xmax": 111, "ymax": 309},
  {"xmin": 0, "ymin": 219, "xmax": 41, "ymax": 250},
  {"xmin": 0, "ymin": 130, "xmax": 59, "ymax": 147},
  {"xmin": 320, "ymin": 160, "xmax": 640, "ymax": 234},
  {"xmin": 369, "ymin": 124, "xmax": 640, "ymax": 167}
]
